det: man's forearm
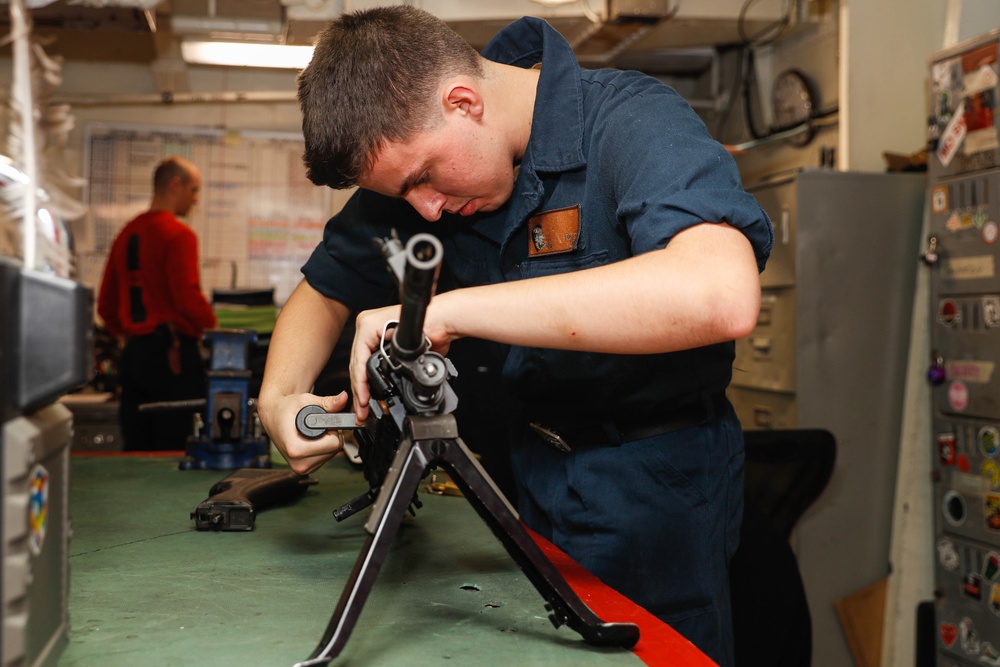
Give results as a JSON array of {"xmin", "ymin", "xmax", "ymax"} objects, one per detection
[
  {"xmin": 258, "ymin": 279, "xmax": 353, "ymax": 474},
  {"xmin": 430, "ymin": 222, "xmax": 761, "ymax": 354},
  {"xmin": 260, "ymin": 279, "xmax": 349, "ymax": 400}
]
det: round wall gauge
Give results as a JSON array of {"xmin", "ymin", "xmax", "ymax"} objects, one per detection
[{"xmin": 771, "ymin": 69, "xmax": 816, "ymax": 145}]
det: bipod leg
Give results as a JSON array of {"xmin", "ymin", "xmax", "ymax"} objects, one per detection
[
  {"xmin": 293, "ymin": 433, "xmax": 432, "ymax": 667},
  {"xmin": 410, "ymin": 416, "xmax": 640, "ymax": 649}
]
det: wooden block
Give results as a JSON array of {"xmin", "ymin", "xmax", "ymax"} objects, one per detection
[{"xmin": 834, "ymin": 577, "xmax": 888, "ymax": 667}]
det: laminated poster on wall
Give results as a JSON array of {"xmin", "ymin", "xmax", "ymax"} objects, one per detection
[{"xmin": 78, "ymin": 123, "xmax": 333, "ymax": 306}]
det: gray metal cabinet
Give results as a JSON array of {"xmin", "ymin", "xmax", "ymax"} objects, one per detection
[
  {"xmin": 730, "ymin": 169, "xmax": 926, "ymax": 667},
  {"xmin": 928, "ymin": 174, "xmax": 1000, "ymax": 667},
  {"xmin": 926, "ymin": 29, "xmax": 1000, "ymax": 667}
]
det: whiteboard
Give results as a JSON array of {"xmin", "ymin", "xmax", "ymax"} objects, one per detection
[{"xmin": 78, "ymin": 122, "xmax": 332, "ymax": 306}]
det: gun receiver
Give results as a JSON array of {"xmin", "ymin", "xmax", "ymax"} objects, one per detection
[
  {"xmin": 295, "ymin": 232, "xmax": 457, "ymax": 521},
  {"xmin": 369, "ymin": 231, "xmax": 458, "ymax": 417}
]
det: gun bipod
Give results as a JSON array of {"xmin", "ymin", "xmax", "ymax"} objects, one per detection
[{"xmin": 292, "ymin": 413, "xmax": 640, "ymax": 667}]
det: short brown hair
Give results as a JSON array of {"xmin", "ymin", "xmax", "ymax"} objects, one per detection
[{"xmin": 298, "ymin": 6, "xmax": 483, "ymax": 189}]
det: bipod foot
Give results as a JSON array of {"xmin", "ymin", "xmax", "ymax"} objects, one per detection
[{"xmin": 428, "ymin": 417, "xmax": 639, "ymax": 650}]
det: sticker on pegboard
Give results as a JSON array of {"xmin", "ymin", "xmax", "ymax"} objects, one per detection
[
  {"xmin": 985, "ymin": 551, "xmax": 1000, "ymax": 580},
  {"xmin": 941, "ymin": 621, "xmax": 959, "ymax": 647},
  {"xmin": 987, "ymin": 493, "xmax": 1000, "ymax": 532},
  {"xmin": 982, "ymin": 641, "xmax": 1000, "ymax": 666},
  {"xmin": 949, "ymin": 381, "xmax": 970, "ymax": 411},
  {"xmin": 975, "ymin": 207, "xmax": 991, "ymax": 228},
  {"xmin": 966, "ymin": 61, "xmax": 1000, "ymax": 97},
  {"xmin": 984, "ymin": 296, "xmax": 1000, "ymax": 327},
  {"xmin": 946, "ymin": 361, "xmax": 994, "ymax": 384},
  {"xmin": 940, "ymin": 299, "xmax": 962, "ymax": 326},
  {"xmin": 961, "ymin": 616, "xmax": 981, "ymax": 655},
  {"xmin": 937, "ymin": 100, "xmax": 968, "ymax": 168},
  {"xmin": 963, "ymin": 572, "xmax": 984, "ymax": 600},
  {"xmin": 940, "ymin": 432, "xmax": 958, "ymax": 465},
  {"xmin": 933, "ymin": 185, "xmax": 950, "ymax": 213},
  {"xmin": 982, "ymin": 424, "xmax": 1000, "ymax": 457},
  {"xmin": 991, "ymin": 584, "xmax": 1000, "ymax": 615},
  {"xmin": 984, "ymin": 459, "xmax": 1000, "ymax": 488},
  {"xmin": 984, "ymin": 220, "xmax": 1000, "ymax": 245},
  {"xmin": 947, "ymin": 210, "xmax": 964, "ymax": 232},
  {"xmin": 964, "ymin": 64, "xmax": 1000, "ymax": 156},
  {"xmin": 939, "ymin": 538, "xmax": 961, "ymax": 570},
  {"xmin": 28, "ymin": 464, "xmax": 49, "ymax": 556},
  {"xmin": 943, "ymin": 255, "xmax": 996, "ymax": 280}
]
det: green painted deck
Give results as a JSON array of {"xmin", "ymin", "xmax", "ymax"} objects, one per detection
[{"xmin": 61, "ymin": 454, "xmax": 646, "ymax": 666}]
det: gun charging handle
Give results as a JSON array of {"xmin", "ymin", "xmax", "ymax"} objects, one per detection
[{"xmin": 295, "ymin": 406, "xmax": 360, "ymax": 439}]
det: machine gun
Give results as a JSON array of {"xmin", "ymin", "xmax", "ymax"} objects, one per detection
[{"xmin": 292, "ymin": 232, "xmax": 640, "ymax": 667}]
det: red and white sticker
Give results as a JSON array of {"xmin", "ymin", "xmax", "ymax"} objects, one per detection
[
  {"xmin": 939, "ymin": 299, "xmax": 961, "ymax": 325},
  {"xmin": 937, "ymin": 100, "xmax": 967, "ymax": 168},
  {"xmin": 985, "ymin": 220, "xmax": 1000, "ymax": 245},
  {"xmin": 949, "ymin": 380, "xmax": 970, "ymax": 412}
]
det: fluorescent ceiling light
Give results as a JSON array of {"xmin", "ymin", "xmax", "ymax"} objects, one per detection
[{"xmin": 181, "ymin": 41, "xmax": 314, "ymax": 69}]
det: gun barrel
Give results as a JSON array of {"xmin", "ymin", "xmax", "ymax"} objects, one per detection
[{"xmin": 392, "ymin": 233, "xmax": 443, "ymax": 359}]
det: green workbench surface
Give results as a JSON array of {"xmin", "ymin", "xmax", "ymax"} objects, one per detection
[{"xmin": 62, "ymin": 454, "xmax": 647, "ymax": 667}]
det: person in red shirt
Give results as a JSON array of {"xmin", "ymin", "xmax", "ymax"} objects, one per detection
[{"xmin": 97, "ymin": 156, "xmax": 217, "ymax": 451}]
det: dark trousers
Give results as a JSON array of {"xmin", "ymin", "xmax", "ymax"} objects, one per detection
[
  {"xmin": 511, "ymin": 402, "xmax": 744, "ymax": 667},
  {"xmin": 118, "ymin": 329, "xmax": 206, "ymax": 451}
]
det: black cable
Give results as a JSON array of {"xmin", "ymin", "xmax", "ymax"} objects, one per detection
[
  {"xmin": 713, "ymin": 44, "xmax": 747, "ymax": 141},
  {"xmin": 738, "ymin": 0, "xmax": 793, "ymax": 47},
  {"xmin": 741, "ymin": 48, "xmax": 768, "ymax": 140},
  {"xmin": 736, "ymin": 0, "xmax": 824, "ymax": 143}
]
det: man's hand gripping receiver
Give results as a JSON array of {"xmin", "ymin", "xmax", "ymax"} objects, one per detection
[{"xmin": 294, "ymin": 232, "xmax": 457, "ymax": 521}]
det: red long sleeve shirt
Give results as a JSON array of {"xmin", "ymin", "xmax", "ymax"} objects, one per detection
[{"xmin": 97, "ymin": 210, "xmax": 217, "ymax": 338}]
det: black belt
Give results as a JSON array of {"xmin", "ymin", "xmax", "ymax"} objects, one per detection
[
  {"xmin": 527, "ymin": 393, "xmax": 726, "ymax": 453},
  {"xmin": 130, "ymin": 324, "xmax": 195, "ymax": 342}
]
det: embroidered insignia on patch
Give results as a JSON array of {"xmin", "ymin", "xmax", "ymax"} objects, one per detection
[{"xmin": 527, "ymin": 205, "xmax": 580, "ymax": 256}]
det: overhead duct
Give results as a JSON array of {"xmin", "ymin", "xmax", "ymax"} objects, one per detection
[
  {"xmin": 3, "ymin": 0, "xmax": 802, "ymax": 76},
  {"xmin": 0, "ymin": 0, "xmax": 161, "ymax": 61},
  {"xmin": 171, "ymin": 0, "xmax": 283, "ymax": 40}
]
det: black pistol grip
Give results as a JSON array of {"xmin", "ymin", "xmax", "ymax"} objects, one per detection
[{"xmin": 192, "ymin": 469, "xmax": 318, "ymax": 531}]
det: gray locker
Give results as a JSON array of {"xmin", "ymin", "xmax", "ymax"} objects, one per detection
[
  {"xmin": 930, "ymin": 174, "xmax": 1000, "ymax": 664},
  {"xmin": 2, "ymin": 405, "xmax": 71, "ymax": 667},
  {"xmin": 730, "ymin": 169, "xmax": 926, "ymax": 667}
]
